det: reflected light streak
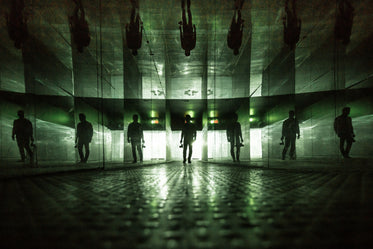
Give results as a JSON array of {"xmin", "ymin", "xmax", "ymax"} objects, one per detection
[{"xmin": 150, "ymin": 167, "xmax": 169, "ymax": 200}]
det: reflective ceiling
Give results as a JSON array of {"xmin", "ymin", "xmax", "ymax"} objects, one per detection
[{"xmin": 0, "ymin": 0, "xmax": 372, "ymax": 99}]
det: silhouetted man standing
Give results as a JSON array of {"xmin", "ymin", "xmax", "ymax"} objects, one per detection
[
  {"xmin": 179, "ymin": 0, "xmax": 196, "ymax": 56},
  {"xmin": 69, "ymin": 0, "xmax": 90, "ymax": 53},
  {"xmin": 76, "ymin": 113, "xmax": 93, "ymax": 163},
  {"xmin": 227, "ymin": 113, "xmax": 243, "ymax": 162},
  {"xmin": 283, "ymin": 0, "xmax": 301, "ymax": 50},
  {"xmin": 334, "ymin": 107, "xmax": 355, "ymax": 158},
  {"xmin": 180, "ymin": 115, "xmax": 196, "ymax": 163},
  {"xmin": 126, "ymin": 2, "xmax": 143, "ymax": 56},
  {"xmin": 227, "ymin": 1, "xmax": 244, "ymax": 55},
  {"xmin": 281, "ymin": 110, "xmax": 300, "ymax": 160},
  {"xmin": 127, "ymin": 114, "xmax": 144, "ymax": 163},
  {"xmin": 12, "ymin": 110, "xmax": 33, "ymax": 163}
]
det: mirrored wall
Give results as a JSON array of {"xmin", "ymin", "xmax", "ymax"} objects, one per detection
[{"xmin": 0, "ymin": 0, "xmax": 372, "ymax": 171}]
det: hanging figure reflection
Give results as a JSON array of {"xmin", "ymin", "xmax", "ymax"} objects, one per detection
[
  {"xmin": 227, "ymin": 113, "xmax": 243, "ymax": 162},
  {"xmin": 127, "ymin": 115, "xmax": 144, "ymax": 163},
  {"xmin": 69, "ymin": 0, "xmax": 90, "ymax": 53},
  {"xmin": 126, "ymin": 0, "xmax": 143, "ymax": 56},
  {"xmin": 334, "ymin": 107, "xmax": 355, "ymax": 158},
  {"xmin": 12, "ymin": 110, "xmax": 34, "ymax": 164},
  {"xmin": 283, "ymin": 0, "xmax": 301, "ymax": 50},
  {"xmin": 6, "ymin": 0, "xmax": 28, "ymax": 49},
  {"xmin": 335, "ymin": 0, "xmax": 354, "ymax": 45},
  {"xmin": 281, "ymin": 110, "xmax": 300, "ymax": 160},
  {"xmin": 75, "ymin": 113, "xmax": 93, "ymax": 163},
  {"xmin": 178, "ymin": 0, "xmax": 196, "ymax": 56},
  {"xmin": 180, "ymin": 115, "xmax": 196, "ymax": 164},
  {"xmin": 227, "ymin": 0, "xmax": 244, "ymax": 55}
]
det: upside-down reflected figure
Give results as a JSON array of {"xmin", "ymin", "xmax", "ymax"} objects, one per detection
[
  {"xmin": 335, "ymin": 0, "xmax": 354, "ymax": 45},
  {"xmin": 69, "ymin": 0, "xmax": 90, "ymax": 53},
  {"xmin": 178, "ymin": 0, "xmax": 196, "ymax": 56},
  {"xmin": 227, "ymin": 0, "xmax": 244, "ymax": 55},
  {"xmin": 283, "ymin": 0, "xmax": 301, "ymax": 50},
  {"xmin": 6, "ymin": 0, "xmax": 28, "ymax": 49},
  {"xmin": 126, "ymin": 1, "xmax": 143, "ymax": 56}
]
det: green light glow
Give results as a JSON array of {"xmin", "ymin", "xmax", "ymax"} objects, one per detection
[
  {"xmin": 250, "ymin": 108, "xmax": 255, "ymax": 116},
  {"xmin": 249, "ymin": 118, "xmax": 254, "ymax": 122},
  {"xmin": 185, "ymin": 111, "xmax": 195, "ymax": 118},
  {"xmin": 209, "ymin": 110, "xmax": 218, "ymax": 118},
  {"xmin": 150, "ymin": 110, "xmax": 159, "ymax": 118}
]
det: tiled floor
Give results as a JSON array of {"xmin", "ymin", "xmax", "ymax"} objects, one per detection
[{"xmin": 1, "ymin": 161, "xmax": 373, "ymax": 248}]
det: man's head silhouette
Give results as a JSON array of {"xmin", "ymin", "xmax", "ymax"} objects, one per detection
[
  {"xmin": 289, "ymin": 110, "xmax": 295, "ymax": 118},
  {"xmin": 133, "ymin": 114, "xmax": 139, "ymax": 122},
  {"xmin": 185, "ymin": 114, "xmax": 191, "ymax": 122},
  {"xmin": 17, "ymin": 110, "xmax": 24, "ymax": 118},
  {"xmin": 342, "ymin": 107, "xmax": 350, "ymax": 116},
  {"xmin": 79, "ymin": 113, "xmax": 86, "ymax": 122}
]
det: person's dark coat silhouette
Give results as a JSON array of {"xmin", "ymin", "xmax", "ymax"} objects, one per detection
[
  {"xmin": 179, "ymin": 0, "xmax": 196, "ymax": 56},
  {"xmin": 334, "ymin": 107, "xmax": 355, "ymax": 158},
  {"xmin": 335, "ymin": 0, "xmax": 354, "ymax": 45},
  {"xmin": 127, "ymin": 115, "xmax": 144, "ymax": 163},
  {"xmin": 180, "ymin": 115, "xmax": 196, "ymax": 163},
  {"xmin": 281, "ymin": 110, "xmax": 300, "ymax": 160},
  {"xmin": 126, "ymin": 7, "xmax": 143, "ymax": 56},
  {"xmin": 69, "ymin": 0, "xmax": 90, "ymax": 53},
  {"xmin": 76, "ymin": 113, "xmax": 93, "ymax": 163},
  {"xmin": 12, "ymin": 110, "xmax": 33, "ymax": 163},
  {"xmin": 283, "ymin": 0, "xmax": 301, "ymax": 50},
  {"xmin": 6, "ymin": 0, "xmax": 28, "ymax": 49},
  {"xmin": 227, "ymin": 8, "xmax": 244, "ymax": 55}
]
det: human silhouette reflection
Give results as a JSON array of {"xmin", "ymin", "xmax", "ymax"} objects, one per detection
[
  {"xmin": 178, "ymin": 0, "xmax": 196, "ymax": 56},
  {"xmin": 5, "ymin": 0, "xmax": 28, "ymax": 49},
  {"xmin": 335, "ymin": 0, "xmax": 354, "ymax": 45},
  {"xmin": 334, "ymin": 107, "xmax": 355, "ymax": 158},
  {"xmin": 226, "ymin": 113, "xmax": 243, "ymax": 162},
  {"xmin": 227, "ymin": 0, "xmax": 244, "ymax": 55},
  {"xmin": 127, "ymin": 115, "xmax": 144, "ymax": 163},
  {"xmin": 281, "ymin": 110, "xmax": 300, "ymax": 160},
  {"xmin": 12, "ymin": 110, "xmax": 34, "ymax": 164},
  {"xmin": 126, "ymin": 0, "xmax": 143, "ymax": 56},
  {"xmin": 69, "ymin": 0, "xmax": 90, "ymax": 53},
  {"xmin": 180, "ymin": 115, "xmax": 196, "ymax": 163},
  {"xmin": 283, "ymin": 0, "xmax": 301, "ymax": 50},
  {"xmin": 75, "ymin": 113, "xmax": 93, "ymax": 163}
]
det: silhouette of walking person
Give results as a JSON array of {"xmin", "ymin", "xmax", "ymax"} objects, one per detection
[
  {"xmin": 178, "ymin": 0, "xmax": 196, "ymax": 56},
  {"xmin": 227, "ymin": 0, "xmax": 244, "ymax": 55},
  {"xmin": 75, "ymin": 113, "xmax": 93, "ymax": 163},
  {"xmin": 180, "ymin": 115, "xmax": 196, "ymax": 163},
  {"xmin": 69, "ymin": 0, "xmax": 90, "ymax": 53},
  {"xmin": 335, "ymin": 0, "xmax": 354, "ymax": 45},
  {"xmin": 12, "ymin": 110, "xmax": 34, "ymax": 164},
  {"xmin": 281, "ymin": 110, "xmax": 300, "ymax": 160},
  {"xmin": 226, "ymin": 113, "xmax": 243, "ymax": 162},
  {"xmin": 283, "ymin": 0, "xmax": 301, "ymax": 50},
  {"xmin": 334, "ymin": 107, "xmax": 355, "ymax": 158},
  {"xmin": 5, "ymin": 0, "xmax": 28, "ymax": 49},
  {"xmin": 127, "ymin": 114, "xmax": 144, "ymax": 163},
  {"xmin": 126, "ymin": 0, "xmax": 143, "ymax": 56}
]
